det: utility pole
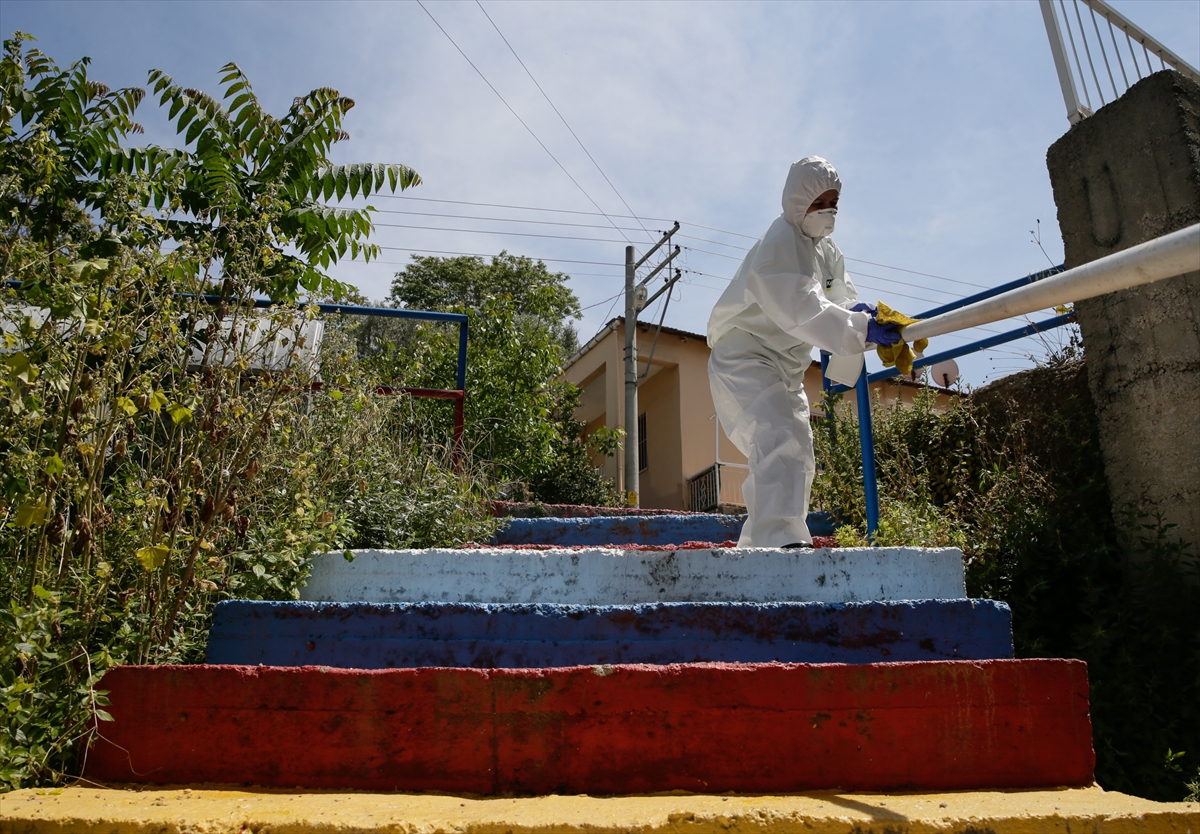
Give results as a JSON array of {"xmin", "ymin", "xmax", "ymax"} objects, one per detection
[{"xmin": 623, "ymin": 222, "xmax": 680, "ymax": 507}]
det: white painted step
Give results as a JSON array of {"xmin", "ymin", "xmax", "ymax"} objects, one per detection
[{"xmin": 300, "ymin": 547, "xmax": 966, "ymax": 605}]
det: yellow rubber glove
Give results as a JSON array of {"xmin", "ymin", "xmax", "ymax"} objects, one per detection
[{"xmin": 873, "ymin": 301, "xmax": 928, "ymax": 377}]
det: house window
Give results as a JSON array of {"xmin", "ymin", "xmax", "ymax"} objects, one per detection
[{"xmin": 637, "ymin": 412, "xmax": 648, "ymax": 472}]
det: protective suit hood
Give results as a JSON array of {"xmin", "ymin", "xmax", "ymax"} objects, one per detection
[{"xmin": 782, "ymin": 156, "xmax": 842, "ymax": 230}]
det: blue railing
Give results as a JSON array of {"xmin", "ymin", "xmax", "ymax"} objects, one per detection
[
  {"xmin": 197, "ymin": 296, "xmax": 470, "ymax": 452},
  {"xmin": 203, "ymin": 296, "xmax": 469, "ymax": 393},
  {"xmin": 821, "ymin": 266, "xmax": 1074, "ymax": 541},
  {"xmin": 4, "ymin": 281, "xmax": 470, "ymax": 448}
]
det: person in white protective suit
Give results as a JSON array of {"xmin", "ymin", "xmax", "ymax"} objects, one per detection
[{"xmin": 707, "ymin": 156, "xmax": 901, "ymax": 548}]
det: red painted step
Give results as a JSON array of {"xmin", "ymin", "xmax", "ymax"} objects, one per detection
[{"xmin": 85, "ymin": 659, "xmax": 1094, "ymax": 794}]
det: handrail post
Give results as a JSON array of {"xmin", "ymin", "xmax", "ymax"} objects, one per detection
[
  {"xmin": 854, "ymin": 366, "xmax": 880, "ymax": 544},
  {"xmin": 452, "ymin": 394, "xmax": 465, "ymax": 466},
  {"xmin": 819, "ymin": 350, "xmax": 838, "ymax": 452},
  {"xmin": 455, "ymin": 320, "xmax": 468, "ymax": 392}
]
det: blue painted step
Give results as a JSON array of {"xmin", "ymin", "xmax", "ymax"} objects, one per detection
[
  {"xmin": 206, "ymin": 598, "xmax": 1012, "ymax": 668},
  {"xmin": 490, "ymin": 511, "xmax": 835, "ymax": 546}
]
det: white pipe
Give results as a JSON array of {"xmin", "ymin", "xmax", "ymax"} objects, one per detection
[{"xmin": 904, "ymin": 223, "xmax": 1200, "ymax": 342}]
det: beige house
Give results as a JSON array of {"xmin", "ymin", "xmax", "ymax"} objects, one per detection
[{"xmin": 563, "ymin": 318, "xmax": 956, "ymax": 512}]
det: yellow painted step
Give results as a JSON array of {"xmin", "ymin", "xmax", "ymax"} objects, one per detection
[{"xmin": 1, "ymin": 785, "xmax": 1196, "ymax": 833}]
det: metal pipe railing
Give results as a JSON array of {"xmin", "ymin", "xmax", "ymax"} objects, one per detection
[
  {"xmin": 310, "ymin": 301, "xmax": 469, "ymax": 385},
  {"xmin": 201, "ymin": 296, "xmax": 472, "ymax": 455},
  {"xmin": 822, "ymin": 313, "xmax": 1076, "ymax": 540},
  {"xmin": 827, "ymin": 312, "xmax": 1077, "ymax": 396},
  {"xmin": 1040, "ymin": 0, "xmax": 1200, "ymax": 125},
  {"xmin": 904, "ymin": 223, "xmax": 1200, "ymax": 343},
  {"xmin": 915, "ymin": 264, "xmax": 1064, "ymax": 320},
  {"xmin": 823, "ymin": 222, "xmax": 1199, "ymax": 543},
  {"xmin": 5, "ymin": 281, "xmax": 473, "ymax": 456},
  {"xmin": 854, "ymin": 368, "xmax": 881, "ymax": 542}
]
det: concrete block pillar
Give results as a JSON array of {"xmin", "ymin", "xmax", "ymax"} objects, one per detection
[{"xmin": 1046, "ymin": 70, "xmax": 1200, "ymax": 556}]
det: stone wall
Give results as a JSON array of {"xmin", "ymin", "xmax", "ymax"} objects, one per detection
[{"xmin": 1046, "ymin": 70, "xmax": 1200, "ymax": 559}]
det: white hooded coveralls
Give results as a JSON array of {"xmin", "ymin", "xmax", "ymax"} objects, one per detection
[{"xmin": 707, "ymin": 157, "xmax": 869, "ymax": 547}]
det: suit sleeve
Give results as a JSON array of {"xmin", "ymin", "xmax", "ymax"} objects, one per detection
[{"xmin": 742, "ymin": 238, "xmax": 868, "ymax": 356}]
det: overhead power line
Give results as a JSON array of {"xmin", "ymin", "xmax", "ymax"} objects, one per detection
[
  {"xmin": 845, "ymin": 257, "xmax": 989, "ymax": 290},
  {"xmin": 355, "ymin": 260, "xmax": 622, "ymax": 282},
  {"xmin": 373, "ymin": 221, "xmax": 629, "ymax": 245},
  {"xmin": 850, "ymin": 269, "xmax": 963, "ymax": 299},
  {"xmin": 374, "ymin": 193, "xmax": 677, "ymax": 223},
  {"xmin": 684, "ymin": 221, "xmax": 757, "ymax": 240},
  {"xmin": 682, "ymin": 245, "xmax": 742, "ymax": 262},
  {"xmin": 678, "ymin": 233, "xmax": 751, "ymax": 251},
  {"xmin": 580, "ymin": 289, "xmax": 627, "ymax": 311},
  {"xmin": 374, "ymin": 245, "xmax": 620, "ymax": 267},
  {"xmin": 416, "ymin": 0, "xmax": 634, "ymax": 243},
  {"xmin": 365, "ymin": 195, "xmax": 1025, "ymax": 300},
  {"xmin": 375, "ymin": 207, "xmax": 651, "ymax": 233},
  {"xmin": 474, "ymin": 0, "xmax": 654, "ymax": 242},
  {"xmin": 367, "ymin": 222, "xmax": 1004, "ymax": 309}
]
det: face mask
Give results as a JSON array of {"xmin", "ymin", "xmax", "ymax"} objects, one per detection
[{"xmin": 800, "ymin": 208, "xmax": 837, "ymax": 240}]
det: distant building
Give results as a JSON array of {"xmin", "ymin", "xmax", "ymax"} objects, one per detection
[{"xmin": 562, "ymin": 317, "xmax": 957, "ymax": 512}]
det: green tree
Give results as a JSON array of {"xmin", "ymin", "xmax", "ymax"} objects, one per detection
[
  {"xmin": 390, "ymin": 251, "xmax": 580, "ymax": 353},
  {"xmin": 379, "ymin": 253, "xmax": 617, "ymax": 505},
  {"xmin": 105, "ymin": 60, "xmax": 419, "ymax": 302},
  {"xmin": 0, "ymin": 33, "xmax": 145, "ymax": 255},
  {"xmin": 0, "ymin": 36, "xmax": 494, "ymax": 790}
]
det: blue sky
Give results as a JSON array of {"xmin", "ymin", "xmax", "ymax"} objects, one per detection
[{"xmin": 4, "ymin": 0, "xmax": 1198, "ymax": 385}]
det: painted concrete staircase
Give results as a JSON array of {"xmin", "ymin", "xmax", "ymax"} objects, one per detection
[{"xmin": 84, "ymin": 511, "xmax": 1096, "ymax": 794}]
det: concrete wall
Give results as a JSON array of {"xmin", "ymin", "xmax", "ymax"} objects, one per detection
[
  {"xmin": 637, "ymin": 361, "xmax": 684, "ymax": 509},
  {"xmin": 1046, "ymin": 70, "xmax": 1200, "ymax": 556}
]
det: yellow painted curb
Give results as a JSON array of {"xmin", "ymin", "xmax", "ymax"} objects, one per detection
[{"xmin": 0, "ymin": 784, "xmax": 1196, "ymax": 833}]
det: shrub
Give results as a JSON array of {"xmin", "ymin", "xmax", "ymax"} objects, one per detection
[
  {"xmin": 0, "ymin": 36, "xmax": 492, "ymax": 790},
  {"xmin": 358, "ymin": 290, "xmax": 620, "ymax": 507},
  {"xmin": 814, "ymin": 363, "xmax": 1199, "ymax": 801},
  {"xmin": 812, "ymin": 383, "xmax": 1045, "ymax": 565}
]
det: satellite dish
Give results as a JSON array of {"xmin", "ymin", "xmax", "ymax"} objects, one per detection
[{"xmin": 930, "ymin": 358, "xmax": 959, "ymax": 388}]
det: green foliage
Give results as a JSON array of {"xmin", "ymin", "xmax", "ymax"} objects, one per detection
[
  {"xmin": 314, "ymin": 326, "xmax": 499, "ymax": 550},
  {"xmin": 0, "ymin": 590, "xmax": 109, "ymax": 789},
  {"xmin": 812, "ymin": 385, "xmax": 1042, "ymax": 562},
  {"xmin": 813, "ymin": 363, "xmax": 1200, "ymax": 801},
  {"xmin": 0, "ymin": 36, "xmax": 492, "ymax": 790},
  {"xmin": 587, "ymin": 425, "xmax": 625, "ymax": 460},
  {"xmin": 967, "ymin": 363, "xmax": 1199, "ymax": 803},
  {"xmin": 109, "ymin": 67, "xmax": 415, "ymax": 302},
  {"xmin": 390, "ymin": 251, "xmax": 580, "ymax": 354},
  {"xmin": 367, "ymin": 253, "xmax": 618, "ymax": 505},
  {"xmin": 524, "ymin": 383, "xmax": 623, "ymax": 507},
  {"xmin": 0, "ymin": 33, "xmax": 146, "ymax": 248}
]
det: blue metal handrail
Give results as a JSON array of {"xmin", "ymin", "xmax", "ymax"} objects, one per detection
[
  {"xmin": 5, "ymin": 282, "xmax": 471, "ymax": 447},
  {"xmin": 4, "ymin": 281, "xmax": 471, "ymax": 391},
  {"xmin": 195, "ymin": 295, "xmax": 470, "ymax": 392},
  {"xmin": 824, "ymin": 311, "xmax": 1075, "ymax": 396},
  {"xmin": 915, "ymin": 264, "xmax": 1064, "ymax": 319},
  {"xmin": 194, "ymin": 296, "xmax": 471, "ymax": 452},
  {"xmin": 821, "ymin": 266, "xmax": 1073, "ymax": 542}
]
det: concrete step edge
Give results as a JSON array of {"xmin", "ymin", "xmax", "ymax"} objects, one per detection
[
  {"xmin": 5, "ymin": 786, "xmax": 1195, "ymax": 833},
  {"xmin": 207, "ymin": 598, "xmax": 1015, "ymax": 667},
  {"xmin": 301, "ymin": 546, "xmax": 967, "ymax": 605}
]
